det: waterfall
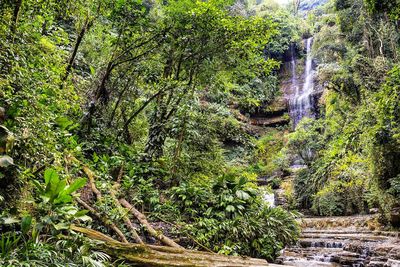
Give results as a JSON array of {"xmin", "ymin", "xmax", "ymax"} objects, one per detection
[
  {"xmin": 263, "ymin": 192, "xmax": 275, "ymax": 207},
  {"xmin": 289, "ymin": 37, "xmax": 315, "ymax": 127},
  {"xmin": 290, "ymin": 44, "xmax": 299, "ymax": 97}
]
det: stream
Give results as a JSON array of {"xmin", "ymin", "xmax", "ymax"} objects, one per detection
[{"xmin": 277, "ymin": 216, "xmax": 400, "ymax": 267}]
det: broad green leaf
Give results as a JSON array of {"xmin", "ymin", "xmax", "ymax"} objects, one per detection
[
  {"xmin": 40, "ymin": 195, "xmax": 50, "ymax": 203},
  {"xmin": 54, "ymin": 194, "xmax": 72, "ymax": 204},
  {"xmin": 52, "ymin": 179, "xmax": 67, "ymax": 200},
  {"xmin": 64, "ymin": 178, "xmax": 87, "ymax": 195},
  {"xmin": 44, "ymin": 169, "xmax": 58, "ymax": 185},
  {"xmin": 238, "ymin": 176, "xmax": 247, "ymax": 187},
  {"xmin": 53, "ymin": 223, "xmax": 69, "ymax": 230},
  {"xmin": 55, "ymin": 116, "xmax": 74, "ymax": 130},
  {"xmin": 46, "ymin": 175, "xmax": 61, "ymax": 199},
  {"xmin": 74, "ymin": 210, "xmax": 89, "ymax": 217},
  {"xmin": 89, "ymin": 66, "xmax": 96, "ymax": 76}
]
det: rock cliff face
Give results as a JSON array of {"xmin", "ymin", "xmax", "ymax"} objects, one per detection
[{"xmin": 238, "ymin": 35, "xmax": 326, "ymax": 135}]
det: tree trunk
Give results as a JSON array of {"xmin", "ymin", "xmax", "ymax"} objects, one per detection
[
  {"xmin": 119, "ymin": 198, "xmax": 181, "ymax": 248},
  {"xmin": 80, "ymin": 62, "xmax": 114, "ymax": 133},
  {"xmin": 103, "ymin": 242, "xmax": 271, "ymax": 267},
  {"xmin": 170, "ymin": 115, "xmax": 187, "ymax": 186},
  {"xmin": 96, "ymin": 62, "xmax": 114, "ymax": 103},
  {"xmin": 11, "ymin": 0, "xmax": 22, "ymax": 34},
  {"xmin": 61, "ymin": 17, "xmax": 91, "ymax": 85},
  {"xmin": 70, "ymin": 226, "xmax": 272, "ymax": 267},
  {"xmin": 75, "ymin": 197, "xmax": 129, "ymax": 243}
]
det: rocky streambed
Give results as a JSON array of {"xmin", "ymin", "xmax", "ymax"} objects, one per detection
[{"xmin": 277, "ymin": 216, "xmax": 400, "ymax": 267}]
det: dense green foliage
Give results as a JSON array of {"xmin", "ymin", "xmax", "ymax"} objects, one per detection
[
  {"xmin": 5, "ymin": 0, "xmax": 399, "ymax": 264},
  {"xmin": 0, "ymin": 0, "xmax": 300, "ymax": 265}
]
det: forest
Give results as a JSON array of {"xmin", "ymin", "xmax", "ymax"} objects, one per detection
[{"xmin": 0, "ymin": 0, "xmax": 399, "ymax": 266}]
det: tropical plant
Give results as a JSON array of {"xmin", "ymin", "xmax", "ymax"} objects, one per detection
[{"xmin": 32, "ymin": 169, "xmax": 89, "ymax": 233}]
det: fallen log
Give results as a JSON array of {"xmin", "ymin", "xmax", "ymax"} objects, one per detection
[
  {"xmin": 76, "ymin": 166, "xmax": 129, "ymax": 243},
  {"xmin": 83, "ymin": 165, "xmax": 102, "ymax": 200},
  {"xmin": 110, "ymin": 182, "xmax": 143, "ymax": 244},
  {"xmin": 71, "ymin": 225, "xmax": 117, "ymax": 243},
  {"xmin": 119, "ymin": 198, "xmax": 182, "ymax": 248},
  {"xmin": 75, "ymin": 197, "xmax": 129, "ymax": 243},
  {"xmin": 71, "ymin": 226, "xmax": 271, "ymax": 267}
]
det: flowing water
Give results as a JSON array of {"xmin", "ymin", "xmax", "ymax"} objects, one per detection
[
  {"xmin": 263, "ymin": 192, "xmax": 275, "ymax": 207},
  {"xmin": 277, "ymin": 216, "xmax": 400, "ymax": 267},
  {"xmin": 289, "ymin": 37, "xmax": 315, "ymax": 127}
]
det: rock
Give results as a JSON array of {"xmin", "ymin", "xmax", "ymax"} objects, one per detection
[
  {"xmin": 370, "ymin": 208, "xmax": 379, "ymax": 214},
  {"xmin": 368, "ymin": 260, "xmax": 387, "ymax": 267},
  {"xmin": 389, "ymin": 208, "xmax": 400, "ymax": 227},
  {"xmin": 374, "ymin": 244, "xmax": 397, "ymax": 258},
  {"xmin": 249, "ymin": 116, "xmax": 290, "ymax": 127},
  {"xmin": 385, "ymin": 259, "xmax": 400, "ymax": 267},
  {"xmin": 388, "ymin": 245, "xmax": 400, "ymax": 260},
  {"xmin": 344, "ymin": 241, "xmax": 368, "ymax": 255}
]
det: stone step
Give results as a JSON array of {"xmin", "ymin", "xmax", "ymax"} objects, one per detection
[
  {"xmin": 300, "ymin": 215, "xmax": 380, "ymax": 230},
  {"xmin": 279, "ymin": 258, "xmax": 339, "ymax": 266},
  {"xmin": 368, "ymin": 261, "xmax": 387, "ymax": 267},
  {"xmin": 281, "ymin": 247, "xmax": 366, "ymax": 266},
  {"xmin": 303, "ymin": 229, "xmax": 374, "ymax": 234},
  {"xmin": 278, "ymin": 215, "xmax": 400, "ymax": 266},
  {"xmin": 302, "ymin": 229, "xmax": 399, "ymax": 238},
  {"xmin": 368, "ymin": 259, "xmax": 400, "ymax": 267},
  {"xmin": 386, "ymin": 259, "xmax": 400, "ymax": 267},
  {"xmin": 284, "ymin": 247, "xmax": 358, "ymax": 257},
  {"xmin": 301, "ymin": 233, "xmax": 390, "ymax": 242},
  {"xmin": 299, "ymin": 239, "xmax": 346, "ymax": 248}
]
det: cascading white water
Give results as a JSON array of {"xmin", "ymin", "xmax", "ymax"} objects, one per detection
[
  {"xmin": 290, "ymin": 37, "xmax": 315, "ymax": 127},
  {"xmin": 263, "ymin": 192, "xmax": 275, "ymax": 207},
  {"xmin": 290, "ymin": 44, "xmax": 299, "ymax": 96}
]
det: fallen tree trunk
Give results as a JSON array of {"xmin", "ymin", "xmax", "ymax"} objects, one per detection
[
  {"xmin": 75, "ymin": 197, "xmax": 129, "ymax": 243},
  {"xmin": 110, "ymin": 182, "xmax": 143, "ymax": 244},
  {"xmin": 83, "ymin": 165, "xmax": 102, "ymax": 200},
  {"xmin": 71, "ymin": 226, "xmax": 271, "ymax": 267},
  {"xmin": 119, "ymin": 198, "xmax": 182, "ymax": 248}
]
